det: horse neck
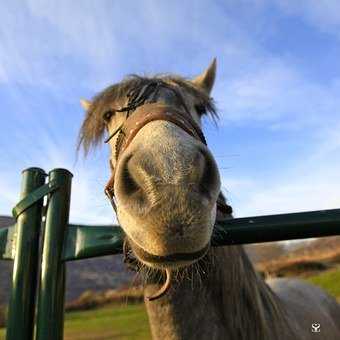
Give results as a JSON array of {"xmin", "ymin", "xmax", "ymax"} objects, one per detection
[{"xmin": 144, "ymin": 246, "xmax": 292, "ymax": 340}]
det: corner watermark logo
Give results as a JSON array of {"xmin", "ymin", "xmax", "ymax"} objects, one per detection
[{"xmin": 311, "ymin": 323, "xmax": 321, "ymax": 333}]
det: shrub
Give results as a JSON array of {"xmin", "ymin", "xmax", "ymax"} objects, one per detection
[{"xmin": 65, "ymin": 286, "xmax": 144, "ymax": 312}]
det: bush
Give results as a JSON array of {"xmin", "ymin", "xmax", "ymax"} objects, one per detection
[{"xmin": 65, "ymin": 286, "xmax": 144, "ymax": 312}]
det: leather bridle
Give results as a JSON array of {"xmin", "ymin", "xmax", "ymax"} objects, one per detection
[
  {"xmin": 103, "ymin": 80, "xmax": 232, "ymax": 216},
  {"xmin": 101, "ymin": 80, "xmax": 232, "ymax": 300}
]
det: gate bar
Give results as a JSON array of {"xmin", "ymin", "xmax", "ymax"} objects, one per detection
[
  {"xmin": 62, "ymin": 224, "xmax": 124, "ymax": 261},
  {"xmin": 35, "ymin": 169, "xmax": 72, "ymax": 340},
  {"xmin": 61, "ymin": 208, "xmax": 340, "ymax": 262},
  {"xmin": 6, "ymin": 168, "xmax": 46, "ymax": 340},
  {"xmin": 212, "ymin": 208, "xmax": 340, "ymax": 245},
  {"xmin": 0, "ymin": 225, "xmax": 16, "ymax": 261}
]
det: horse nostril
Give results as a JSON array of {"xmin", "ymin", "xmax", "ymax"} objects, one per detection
[
  {"xmin": 121, "ymin": 158, "xmax": 140, "ymax": 196},
  {"xmin": 199, "ymin": 149, "xmax": 220, "ymax": 199},
  {"xmin": 117, "ymin": 154, "xmax": 148, "ymax": 209},
  {"xmin": 116, "ymin": 146, "xmax": 219, "ymax": 214}
]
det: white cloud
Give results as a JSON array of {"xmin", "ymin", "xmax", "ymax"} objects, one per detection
[
  {"xmin": 68, "ymin": 164, "xmax": 116, "ymax": 225},
  {"xmin": 0, "ymin": 0, "xmax": 261, "ymax": 89},
  {"xmin": 222, "ymin": 122, "xmax": 340, "ymax": 217},
  {"xmin": 237, "ymin": 169, "xmax": 339, "ymax": 216},
  {"xmin": 1, "ymin": 0, "xmax": 339, "ymax": 228},
  {"xmin": 0, "ymin": 116, "xmax": 115, "ymax": 224},
  {"xmin": 0, "ymin": 163, "xmax": 115, "ymax": 225},
  {"xmin": 275, "ymin": 0, "xmax": 340, "ymax": 38},
  {"xmin": 0, "ymin": 64, "xmax": 7, "ymax": 83},
  {"xmin": 0, "ymin": 175, "xmax": 20, "ymax": 214},
  {"xmin": 28, "ymin": 139, "xmax": 115, "ymax": 224},
  {"xmin": 215, "ymin": 57, "xmax": 340, "ymax": 133}
]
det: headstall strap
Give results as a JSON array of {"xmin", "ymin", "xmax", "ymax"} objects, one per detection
[{"xmin": 104, "ymin": 81, "xmax": 232, "ymax": 218}]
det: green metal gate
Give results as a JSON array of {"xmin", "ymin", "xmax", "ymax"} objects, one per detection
[{"xmin": 1, "ymin": 167, "xmax": 340, "ymax": 340}]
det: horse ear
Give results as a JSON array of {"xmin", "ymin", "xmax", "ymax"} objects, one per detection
[
  {"xmin": 80, "ymin": 99, "xmax": 91, "ymax": 111},
  {"xmin": 192, "ymin": 58, "xmax": 217, "ymax": 94}
]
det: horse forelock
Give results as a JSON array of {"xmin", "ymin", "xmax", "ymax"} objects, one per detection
[{"xmin": 77, "ymin": 74, "xmax": 218, "ymax": 155}]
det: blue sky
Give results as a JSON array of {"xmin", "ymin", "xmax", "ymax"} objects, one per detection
[{"xmin": 0, "ymin": 0, "xmax": 339, "ymax": 224}]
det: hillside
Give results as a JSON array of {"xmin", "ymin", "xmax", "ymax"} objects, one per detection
[
  {"xmin": 285, "ymin": 235, "xmax": 340, "ymax": 259},
  {"xmin": 257, "ymin": 235, "xmax": 340, "ymax": 278}
]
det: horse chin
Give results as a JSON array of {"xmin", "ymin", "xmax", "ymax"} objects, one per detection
[{"xmin": 127, "ymin": 237, "xmax": 210, "ymax": 270}]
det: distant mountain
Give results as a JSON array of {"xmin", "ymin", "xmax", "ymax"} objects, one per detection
[
  {"xmin": 0, "ymin": 216, "xmax": 133, "ymax": 305},
  {"xmin": 245, "ymin": 242, "xmax": 288, "ymax": 263},
  {"xmin": 0, "ymin": 216, "xmax": 15, "ymax": 305},
  {"xmin": 0, "ymin": 216, "xmax": 14, "ymax": 227},
  {"xmin": 286, "ymin": 235, "xmax": 340, "ymax": 258}
]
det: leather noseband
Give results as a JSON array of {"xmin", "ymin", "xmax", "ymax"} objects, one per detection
[
  {"xmin": 104, "ymin": 81, "xmax": 232, "ymax": 217},
  {"xmin": 104, "ymin": 102, "xmax": 207, "ymax": 212}
]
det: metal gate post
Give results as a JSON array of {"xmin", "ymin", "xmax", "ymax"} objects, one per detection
[
  {"xmin": 6, "ymin": 168, "xmax": 46, "ymax": 340},
  {"xmin": 35, "ymin": 169, "xmax": 72, "ymax": 340}
]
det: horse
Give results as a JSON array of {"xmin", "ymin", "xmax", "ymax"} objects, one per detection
[{"xmin": 78, "ymin": 60, "xmax": 340, "ymax": 339}]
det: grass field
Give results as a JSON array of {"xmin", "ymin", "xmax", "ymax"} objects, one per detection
[
  {"xmin": 0, "ymin": 304, "xmax": 151, "ymax": 340},
  {"xmin": 1, "ymin": 268, "xmax": 340, "ymax": 340},
  {"xmin": 307, "ymin": 267, "xmax": 340, "ymax": 299}
]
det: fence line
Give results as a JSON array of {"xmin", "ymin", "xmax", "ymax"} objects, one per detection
[{"xmin": 1, "ymin": 167, "xmax": 340, "ymax": 340}]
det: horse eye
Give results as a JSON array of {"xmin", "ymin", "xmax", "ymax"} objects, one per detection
[
  {"xmin": 103, "ymin": 110, "xmax": 114, "ymax": 122},
  {"xmin": 195, "ymin": 104, "xmax": 206, "ymax": 116}
]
